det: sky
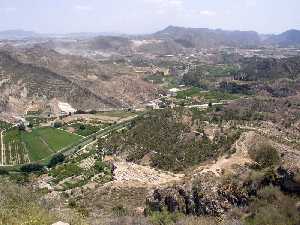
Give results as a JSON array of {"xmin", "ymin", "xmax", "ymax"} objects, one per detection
[{"xmin": 0, "ymin": 0, "xmax": 299, "ymax": 34}]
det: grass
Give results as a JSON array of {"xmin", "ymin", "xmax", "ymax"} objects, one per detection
[
  {"xmin": 0, "ymin": 180, "xmax": 87, "ymax": 225},
  {"xmin": 21, "ymin": 131, "xmax": 53, "ymax": 161},
  {"xmin": 33, "ymin": 127, "xmax": 82, "ymax": 151},
  {"xmin": 3, "ymin": 127, "xmax": 82, "ymax": 165},
  {"xmin": 3, "ymin": 129, "xmax": 28, "ymax": 164}
]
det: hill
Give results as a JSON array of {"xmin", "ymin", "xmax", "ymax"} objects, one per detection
[
  {"xmin": 265, "ymin": 29, "xmax": 300, "ymax": 47},
  {"xmin": 0, "ymin": 29, "xmax": 39, "ymax": 40},
  {"xmin": 0, "ymin": 47, "xmax": 161, "ymax": 113},
  {"xmin": 153, "ymin": 25, "xmax": 261, "ymax": 48}
]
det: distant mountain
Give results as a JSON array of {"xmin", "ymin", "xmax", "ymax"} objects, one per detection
[
  {"xmin": 152, "ymin": 26, "xmax": 261, "ymax": 48},
  {"xmin": 0, "ymin": 29, "xmax": 39, "ymax": 40},
  {"xmin": 265, "ymin": 29, "xmax": 300, "ymax": 47}
]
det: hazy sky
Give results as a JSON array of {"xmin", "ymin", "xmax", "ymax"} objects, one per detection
[{"xmin": 0, "ymin": 0, "xmax": 299, "ymax": 34}]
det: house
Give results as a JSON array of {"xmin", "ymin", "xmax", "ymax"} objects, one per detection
[
  {"xmin": 168, "ymin": 88, "xmax": 180, "ymax": 97},
  {"xmin": 145, "ymin": 99, "xmax": 162, "ymax": 109},
  {"xmin": 15, "ymin": 117, "xmax": 30, "ymax": 127}
]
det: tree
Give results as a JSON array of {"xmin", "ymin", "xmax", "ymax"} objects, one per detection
[
  {"xmin": 53, "ymin": 121, "xmax": 62, "ymax": 128},
  {"xmin": 20, "ymin": 163, "xmax": 45, "ymax": 173},
  {"xmin": 48, "ymin": 153, "xmax": 65, "ymax": 168}
]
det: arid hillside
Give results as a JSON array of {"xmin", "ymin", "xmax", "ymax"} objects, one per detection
[{"xmin": 0, "ymin": 46, "xmax": 161, "ymax": 113}]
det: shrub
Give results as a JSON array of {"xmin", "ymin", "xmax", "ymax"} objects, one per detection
[
  {"xmin": 94, "ymin": 161, "xmax": 105, "ymax": 173},
  {"xmin": 245, "ymin": 186, "xmax": 300, "ymax": 225},
  {"xmin": 112, "ymin": 205, "xmax": 128, "ymax": 217},
  {"xmin": 149, "ymin": 209, "xmax": 182, "ymax": 225},
  {"xmin": 249, "ymin": 140, "xmax": 280, "ymax": 168}
]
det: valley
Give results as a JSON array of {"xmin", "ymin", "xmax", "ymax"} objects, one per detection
[{"xmin": 0, "ymin": 26, "xmax": 300, "ymax": 225}]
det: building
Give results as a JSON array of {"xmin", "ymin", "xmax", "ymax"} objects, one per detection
[
  {"xmin": 57, "ymin": 102, "xmax": 76, "ymax": 116},
  {"xmin": 49, "ymin": 99, "xmax": 76, "ymax": 116}
]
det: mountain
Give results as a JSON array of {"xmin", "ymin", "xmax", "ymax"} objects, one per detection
[
  {"xmin": 265, "ymin": 29, "xmax": 300, "ymax": 47},
  {"xmin": 0, "ymin": 29, "xmax": 39, "ymax": 40},
  {"xmin": 153, "ymin": 26, "xmax": 261, "ymax": 48},
  {"xmin": 0, "ymin": 46, "xmax": 161, "ymax": 113}
]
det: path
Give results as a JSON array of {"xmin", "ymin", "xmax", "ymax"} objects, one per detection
[
  {"xmin": 195, "ymin": 131, "xmax": 254, "ymax": 177},
  {"xmin": 0, "ymin": 130, "xmax": 4, "ymax": 165}
]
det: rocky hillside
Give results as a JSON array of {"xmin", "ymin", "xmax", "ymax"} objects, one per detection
[
  {"xmin": 265, "ymin": 29, "xmax": 300, "ymax": 47},
  {"xmin": 0, "ymin": 46, "xmax": 161, "ymax": 113},
  {"xmin": 234, "ymin": 56, "xmax": 300, "ymax": 81}
]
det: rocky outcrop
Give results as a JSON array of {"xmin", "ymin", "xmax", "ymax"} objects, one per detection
[{"xmin": 145, "ymin": 167, "xmax": 300, "ymax": 217}]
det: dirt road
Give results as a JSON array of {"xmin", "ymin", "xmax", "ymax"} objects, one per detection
[{"xmin": 0, "ymin": 130, "xmax": 5, "ymax": 165}]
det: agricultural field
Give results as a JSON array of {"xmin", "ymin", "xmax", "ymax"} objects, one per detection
[
  {"xmin": 1, "ymin": 127, "xmax": 82, "ymax": 165},
  {"xmin": 175, "ymin": 88, "xmax": 241, "ymax": 102},
  {"xmin": 62, "ymin": 123, "xmax": 107, "ymax": 137}
]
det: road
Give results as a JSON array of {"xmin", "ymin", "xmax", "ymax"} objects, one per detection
[{"xmin": 60, "ymin": 118, "xmax": 136, "ymax": 158}]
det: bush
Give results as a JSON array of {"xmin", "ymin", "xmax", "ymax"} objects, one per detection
[
  {"xmin": 0, "ymin": 168, "xmax": 9, "ymax": 175},
  {"xmin": 94, "ymin": 161, "xmax": 105, "ymax": 173},
  {"xmin": 245, "ymin": 186, "xmax": 300, "ymax": 225},
  {"xmin": 20, "ymin": 163, "xmax": 45, "ymax": 173},
  {"xmin": 112, "ymin": 205, "xmax": 128, "ymax": 217},
  {"xmin": 48, "ymin": 153, "xmax": 65, "ymax": 168},
  {"xmin": 149, "ymin": 209, "xmax": 181, "ymax": 225},
  {"xmin": 249, "ymin": 141, "xmax": 280, "ymax": 168}
]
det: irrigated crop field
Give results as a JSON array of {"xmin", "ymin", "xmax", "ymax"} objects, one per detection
[{"xmin": 1, "ymin": 127, "xmax": 82, "ymax": 165}]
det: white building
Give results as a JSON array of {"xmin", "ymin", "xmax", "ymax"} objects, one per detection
[{"xmin": 57, "ymin": 102, "xmax": 76, "ymax": 116}]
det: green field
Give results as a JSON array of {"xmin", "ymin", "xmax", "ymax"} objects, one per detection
[
  {"xmin": 2, "ymin": 127, "xmax": 82, "ymax": 165},
  {"xmin": 176, "ymin": 88, "xmax": 240, "ymax": 101}
]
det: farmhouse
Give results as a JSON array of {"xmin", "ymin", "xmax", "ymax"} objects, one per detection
[{"xmin": 15, "ymin": 117, "xmax": 30, "ymax": 127}]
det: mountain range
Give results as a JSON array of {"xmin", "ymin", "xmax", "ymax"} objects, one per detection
[{"xmin": 1, "ymin": 26, "xmax": 300, "ymax": 47}]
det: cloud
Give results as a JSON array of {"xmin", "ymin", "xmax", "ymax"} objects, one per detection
[
  {"xmin": 144, "ymin": 0, "xmax": 183, "ymax": 14},
  {"xmin": 74, "ymin": 5, "xmax": 93, "ymax": 11},
  {"xmin": 245, "ymin": 0, "xmax": 257, "ymax": 7},
  {"xmin": 198, "ymin": 10, "xmax": 217, "ymax": 16},
  {"xmin": 0, "ymin": 7, "xmax": 17, "ymax": 12}
]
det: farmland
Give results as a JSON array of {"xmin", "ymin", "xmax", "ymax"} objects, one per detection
[
  {"xmin": 1, "ymin": 127, "xmax": 82, "ymax": 165},
  {"xmin": 175, "ymin": 88, "xmax": 241, "ymax": 102},
  {"xmin": 62, "ymin": 123, "xmax": 107, "ymax": 137}
]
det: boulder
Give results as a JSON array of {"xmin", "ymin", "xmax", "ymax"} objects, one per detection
[{"xmin": 52, "ymin": 222, "xmax": 70, "ymax": 225}]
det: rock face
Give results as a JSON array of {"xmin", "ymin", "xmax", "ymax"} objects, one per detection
[
  {"xmin": 145, "ymin": 167, "xmax": 300, "ymax": 217},
  {"xmin": 145, "ymin": 183, "xmax": 248, "ymax": 217}
]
